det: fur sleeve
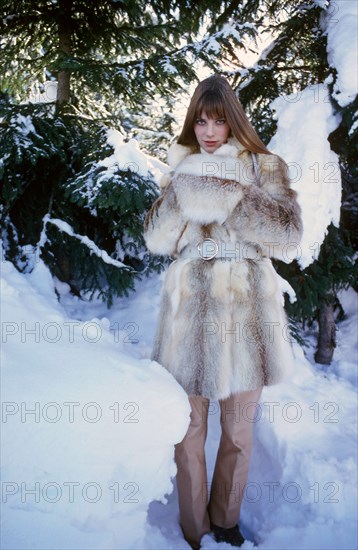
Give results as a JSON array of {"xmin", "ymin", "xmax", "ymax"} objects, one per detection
[
  {"xmin": 229, "ymin": 154, "xmax": 303, "ymax": 262},
  {"xmin": 143, "ymin": 182, "xmax": 186, "ymax": 256}
]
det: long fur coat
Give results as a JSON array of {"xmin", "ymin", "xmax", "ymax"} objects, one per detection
[{"xmin": 143, "ymin": 137, "xmax": 303, "ymax": 400}]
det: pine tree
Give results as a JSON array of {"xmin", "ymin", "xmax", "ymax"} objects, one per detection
[
  {"xmin": 225, "ymin": 0, "xmax": 357, "ymax": 362},
  {"xmin": 0, "ymin": 0, "xmax": 258, "ymax": 305}
]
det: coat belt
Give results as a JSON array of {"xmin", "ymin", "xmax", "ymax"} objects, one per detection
[{"xmin": 178, "ymin": 238, "xmax": 262, "ymax": 261}]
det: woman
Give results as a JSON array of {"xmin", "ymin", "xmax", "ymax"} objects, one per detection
[{"xmin": 143, "ymin": 75, "xmax": 302, "ymax": 549}]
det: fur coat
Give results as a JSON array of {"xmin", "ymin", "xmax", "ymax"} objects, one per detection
[{"xmin": 143, "ymin": 137, "xmax": 303, "ymax": 400}]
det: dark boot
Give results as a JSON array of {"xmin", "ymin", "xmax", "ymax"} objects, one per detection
[
  {"xmin": 185, "ymin": 538, "xmax": 201, "ymax": 550},
  {"xmin": 210, "ymin": 523, "xmax": 245, "ymax": 547}
]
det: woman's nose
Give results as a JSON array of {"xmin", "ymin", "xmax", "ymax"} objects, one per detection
[{"xmin": 205, "ymin": 123, "xmax": 215, "ymax": 136}]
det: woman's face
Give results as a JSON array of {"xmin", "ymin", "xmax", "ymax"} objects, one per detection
[{"xmin": 194, "ymin": 111, "xmax": 230, "ymax": 153}]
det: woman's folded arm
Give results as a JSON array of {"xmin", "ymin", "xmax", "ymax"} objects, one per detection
[
  {"xmin": 229, "ymin": 154, "xmax": 303, "ymax": 261},
  {"xmin": 143, "ymin": 182, "xmax": 187, "ymax": 256}
]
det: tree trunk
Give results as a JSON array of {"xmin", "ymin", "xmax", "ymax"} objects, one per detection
[
  {"xmin": 55, "ymin": 2, "xmax": 72, "ymax": 290},
  {"xmin": 57, "ymin": 2, "xmax": 72, "ymax": 104},
  {"xmin": 314, "ymin": 302, "xmax": 336, "ymax": 365}
]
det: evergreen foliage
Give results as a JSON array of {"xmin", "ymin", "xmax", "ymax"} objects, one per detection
[
  {"xmin": 1, "ymin": 0, "xmax": 257, "ymax": 105},
  {"xmin": 0, "ymin": 99, "xmax": 162, "ymax": 305},
  {"xmin": 229, "ymin": 0, "xmax": 357, "ymax": 351},
  {"xmin": 228, "ymin": 0, "xmax": 330, "ymax": 140},
  {"xmin": 0, "ymin": 0, "xmax": 356, "ymax": 351},
  {"xmin": 277, "ymin": 224, "xmax": 356, "ymax": 325},
  {"xmin": 0, "ymin": 0, "xmax": 257, "ymax": 304}
]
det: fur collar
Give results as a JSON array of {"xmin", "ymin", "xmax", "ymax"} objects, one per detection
[
  {"xmin": 167, "ymin": 137, "xmax": 247, "ymax": 169},
  {"xmin": 172, "ymin": 138, "xmax": 254, "ymax": 186},
  {"xmin": 168, "ymin": 138, "xmax": 254, "ymax": 224}
]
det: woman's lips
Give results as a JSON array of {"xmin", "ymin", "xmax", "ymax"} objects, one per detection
[{"xmin": 204, "ymin": 141, "xmax": 217, "ymax": 146}]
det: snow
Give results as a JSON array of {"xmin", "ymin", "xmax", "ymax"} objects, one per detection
[
  {"xmin": 98, "ymin": 129, "xmax": 157, "ymax": 180},
  {"xmin": 1, "ymin": 69, "xmax": 357, "ymax": 545},
  {"xmin": 1, "ymin": 255, "xmax": 191, "ymax": 550},
  {"xmin": 81, "ymin": 128, "xmax": 168, "ymax": 197},
  {"xmin": 67, "ymin": 128, "xmax": 169, "ymax": 218},
  {"xmin": 1, "ymin": 249, "xmax": 357, "ymax": 549},
  {"xmin": 159, "ymin": 57, "xmax": 179, "ymax": 75},
  {"xmin": 322, "ymin": 0, "xmax": 358, "ymax": 107},
  {"xmin": 238, "ymin": 0, "xmax": 357, "ymax": 270},
  {"xmin": 2, "ymin": 76, "xmax": 357, "ymax": 550},
  {"xmin": 29, "ymin": 81, "xmax": 58, "ymax": 104},
  {"xmin": 42, "ymin": 215, "xmax": 129, "ymax": 270},
  {"xmin": 12, "ymin": 114, "xmax": 37, "ymax": 136},
  {"xmin": 268, "ymin": 81, "xmax": 342, "ymax": 269},
  {"xmin": 186, "ymin": 22, "xmax": 255, "ymax": 58}
]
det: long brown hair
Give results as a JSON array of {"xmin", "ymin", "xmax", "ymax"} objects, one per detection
[{"xmin": 177, "ymin": 75, "xmax": 272, "ymax": 155}]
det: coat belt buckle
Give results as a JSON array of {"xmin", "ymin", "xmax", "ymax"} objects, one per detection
[{"xmin": 197, "ymin": 238, "xmax": 219, "ymax": 260}]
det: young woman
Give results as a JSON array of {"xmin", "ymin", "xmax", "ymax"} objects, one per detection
[{"xmin": 143, "ymin": 75, "xmax": 302, "ymax": 549}]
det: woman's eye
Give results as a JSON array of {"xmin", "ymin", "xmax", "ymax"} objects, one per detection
[
  {"xmin": 216, "ymin": 119, "xmax": 226, "ymax": 125},
  {"xmin": 195, "ymin": 119, "xmax": 206, "ymax": 125}
]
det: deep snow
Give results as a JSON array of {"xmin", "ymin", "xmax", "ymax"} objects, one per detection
[{"xmin": 1, "ymin": 256, "xmax": 357, "ymax": 549}]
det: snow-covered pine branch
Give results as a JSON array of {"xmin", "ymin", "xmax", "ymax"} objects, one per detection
[{"xmin": 41, "ymin": 215, "xmax": 130, "ymax": 271}]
